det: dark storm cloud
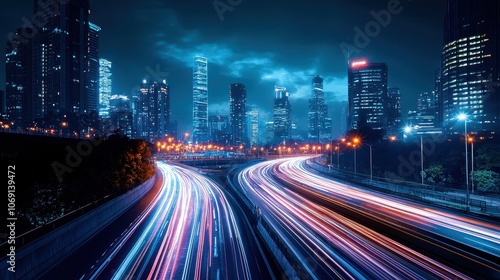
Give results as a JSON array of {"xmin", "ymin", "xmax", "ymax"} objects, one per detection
[{"xmin": 1, "ymin": 0, "xmax": 446, "ymax": 136}]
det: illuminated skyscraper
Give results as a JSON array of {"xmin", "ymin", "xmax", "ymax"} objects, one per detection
[
  {"xmin": 5, "ymin": 27, "xmax": 33, "ymax": 126},
  {"xmin": 407, "ymin": 91, "xmax": 439, "ymax": 132},
  {"xmin": 387, "ymin": 87, "xmax": 402, "ymax": 135},
  {"xmin": 308, "ymin": 76, "xmax": 330, "ymax": 143},
  {"xmin": 348, "ymin": 60, "xmax": 388, "ymax": 131},
  {"xmin": 441, "ymin": 0, "xmax": 500, "ymax": 133},
  {"xmin": 248, "ymin": 106, "xmax": 259, "ymax": 146},
  {"xmin": 193, "ymin": 55, "xmax": 209, "ymax": 143},
  {"xmin": 209, "ymin": 115, "xmax": 230, "ymax": 145},
  {"xmin": 266, "ymin": 121, "xmax": 274, "ymax": 145},
  {"xmin": 99, "ymin": 59, "xmax": 112, "ymax": 118},
  {"xmin": 274, "ymin": 86, "xmax": 292, "ymax": 144},
  {"xmin": 229, "ymin": 83, "xmax": 247, "ymax": 145},
  {"xmin": 31, "ymin": 0, "xmax": 98, "ymax": 115},
  {"xmin": 109, "ymin": 95, "xmax": 132, "ymax": 138},
  {"xmin": 86, "ymin": 22, "xmax": 101, "ymax": 113},
  {"xmin": 136, "ymin": 80, "xmax": 170, "ymax": 142}
]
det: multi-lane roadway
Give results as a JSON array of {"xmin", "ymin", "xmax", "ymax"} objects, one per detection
[
  {"xmin": 41, "ymin": 162, "xmax": 271, "ymax": 279},
  {"xmin": 236, "ymin": 156, "xmax": 500, "ymax": 279}
]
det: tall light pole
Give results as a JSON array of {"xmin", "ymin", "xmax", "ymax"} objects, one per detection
[
  {"xmin": 405, "ymin": 126, "xmax": 424, "ymax": 185},
  {"xmin": 357, "ymin": 140, "xmax": 373, "ymax": 180},
  {"xmin": 330, "ymin": 140, "xmax": 334, "ymax": 165},
  {"xmin": 420, "ymin": 135, "xmax": 424, "ymax": 185},
  {"xmin": 367, "ymin": 144, "xmax": 373, "ymax": 181},
  {"xmin": 458, "ymin": 113, "xmax": 470, "ymax": 212},
  {"xmin": 353, "ymin": 138, "xmax": 360, "ymax": 174},
  {"xmin": 354, "ymin": 146, "xmax": 357, "ymax": 174},
  {"xmin": 337, "ymin": 142, "xmax": 340, "ymax": 169},
  {"xmin": 469, "ymin": 137, "xmax": 474, "ymax": 194}
]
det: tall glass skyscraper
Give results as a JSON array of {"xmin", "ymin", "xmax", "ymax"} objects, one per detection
[
  {"xmin": 348, "ymin": 60, "xmax": 388, "ymax": 131},
  {"xmin": 99, "ymin": 59, "xmax": 112, "ymax": 118},
  {"xmin": 209, "ymin": 115, "xmax": 230, "ymax": 145},
  {"xmin": 274, "ymin": 86, "xmax": 292, "ymax": 144},
  {"xmin": 135, "ymin": 80, "xmax": 170, "ymax": 142},
  {"xmin": 229, "ymin": 83, "xmax": 247, "ymax": 145},
  {"xmin": 193, "ymin": 55, "xmax": 209, "ymax": 143},
  {"xmin": 86, "ymin": 22, "xmax": 101, "ymax": 113},
  {"xmin": 308, "ymin": 76, "xmax": 330, "ymax": 142},
  {"xmin": 32, "ymin": 0, "xmax": 98, "ymax": 115},
  {"xmin": 5, "ymin": 27, "xmax": 32, "ymax": 126},
  {"xmin": 248, "ymin": 106, "xmax": 259, "ymax": 146},
  {"xmin": 387, "ymin": 87, "xmax": 402, "ymax": 135},
  {"xmin": 109, "ymin": 94, "xmax": 132, "ymax": 138},
  {"xmin": 441, "ymin": 0, "xmax": 500, "ymax": 133},
  {"xmin": 6, "ymin": 0, "xmax": 100, "ymax": 125}
]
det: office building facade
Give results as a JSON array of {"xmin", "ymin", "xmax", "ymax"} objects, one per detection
[
  {"xmin": 348, "ymin": 60, "xmax": 388, "ymax": 131},
  {"xmin": 193, "ymin": 55, "xmax": 209, "ymax": 143},
  {"xmin": 248, "ymin": 106, "xmax": 259, "ymax": 146},
  {"xmin": 387, "ymin": 87, "xmax": 402, "ymax": 135},
  {"xmin": 308, "ymin": 75, "xmax": 331, "ymax": 142},
  {"xmin": 5, "ymin": 28, "xmax": 33, "ymax": 127},
  {"xmin": 135, "ymin": 80, "xmax": 170, "ymax": 142},
  {"xmin": 209, "ymin": 115, "xmax": 230, "ymax": 145},
  {"xmin": 99, "ymin": 59, "xmax": 112, "ymax": 118},
  {"xmin": 109, "ymin": 95, "xmax": 132, "ymax": 138},
  {"xmin": 441, "ymin": 0, "xmax": 500, "ymax": 133},
  {"xmin": 274, "ymin": 86, "xmax": 292, "ymax": 144},
  {"xmin": 229, "ymin": 83, "xmax": 247, "ymax": 145}
]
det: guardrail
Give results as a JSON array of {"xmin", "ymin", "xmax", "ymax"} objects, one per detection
[
  {"xmin": 227, "ymin": 163, "xmax": 308, "ymax": 279},
  {"xmin": 306, "ymin": 157, "xmax": 500, "ymax": 218}
]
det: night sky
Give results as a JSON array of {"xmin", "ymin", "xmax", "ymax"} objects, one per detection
[{"xmin": 0, "ymin": 0, "xmax": 446, "ymax": 137}]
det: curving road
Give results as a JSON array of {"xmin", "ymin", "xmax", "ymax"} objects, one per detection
[
  {"xmin": 42, "ymin": 161, "xmax": 271, "ymax": 280},
  {"xmin": 237, "ymin": 156, "xmax": 500, "ymax": 279}
]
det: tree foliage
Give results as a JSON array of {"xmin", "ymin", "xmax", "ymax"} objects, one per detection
[
  {"xmin": 473, "ymin": 170, "xmax": 500, "ymax": 193},
  {"xmin": 0, "ymin": 133, "xmax": 155, "ymax": 232},
  {"xmin": 424, "ymin": 164, "xmax": 445, "ymax": 184}
]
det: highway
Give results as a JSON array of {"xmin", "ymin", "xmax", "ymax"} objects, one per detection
[
  {"xmin": 41, "ymin": 161, "xmax": 271, "ymax": 280},
  {"xmin": 237, "ymin": 156, "xmax": 500, "ymax": 279}
]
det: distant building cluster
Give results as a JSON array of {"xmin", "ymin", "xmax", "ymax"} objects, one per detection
[
  {"xmin": 346, "ymin": 0, "xmax": 500, "ymax": 138},
  {"xmin": 2, "ymin": 0, "xmax": 499, "ymax": 144}
]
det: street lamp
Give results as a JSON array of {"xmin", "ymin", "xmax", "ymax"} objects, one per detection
[
  {"xmin": 458, "ymin": 113, "xmax": 470, "ymax": 212},
  {"xmin": 367, "ymin": 143, "xmax": 373, "ymax": 181},
  {"xmin": 353, "ymin": 139, "xmax": 360, "ymax": 175},
  {"xmin": 354, "ymin": 138, "xmax": 373, "ymax": 180},
  {"xmin": 405, "ymin": 126, "xmax": 424, "ymax": 185},
  {"xmin": 327, "ymin": 143, "xmax": 333, "ymax": 165},
  {"xmin": 468, "ymin": 137, "xmax": 474, "ymax": 194}
]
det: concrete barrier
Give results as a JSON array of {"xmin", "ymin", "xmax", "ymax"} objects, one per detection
[
  {"xmin": 0, "ymin": 174, "xmax": 156, "ymax": 280},
  {"xmin": 227, "ymin": 166, "xmax": 306, "ymax": 279}
]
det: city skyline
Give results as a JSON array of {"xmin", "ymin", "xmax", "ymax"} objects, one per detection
[
  {"xmin": 1, "ymin": 2, "xmax": 499, "ymax": 278},
  {"xmin": 0, "ymin": 0, "xmax": 448, "ymax": 136}
]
